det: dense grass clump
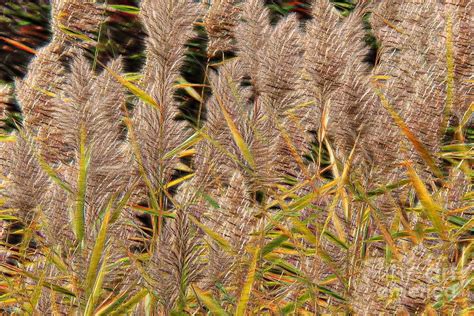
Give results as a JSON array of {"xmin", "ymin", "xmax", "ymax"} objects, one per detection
[{"xmin": 0, "ymin": 0, "xmax": 472, "ymax": 314}]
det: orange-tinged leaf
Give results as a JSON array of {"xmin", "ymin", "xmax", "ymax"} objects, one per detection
[
  {"xmin": 0, "ymin": 36, "xmax": 37, "ymax": 54},
  {"xmin": 372, "ymin": 11, "xmax": 406, "ymax": 34}
]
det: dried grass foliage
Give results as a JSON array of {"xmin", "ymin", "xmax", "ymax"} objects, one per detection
[{"xmin": 0, "ymin": 0, "xmax": 472, "ymax": 314}]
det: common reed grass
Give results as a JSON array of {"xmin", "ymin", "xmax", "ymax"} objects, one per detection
[{"xmin": 0, "ymin": 0, "xmax": 472, "ymax": 314}]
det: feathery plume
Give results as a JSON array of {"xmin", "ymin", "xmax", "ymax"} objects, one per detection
[
  {"xmin": 351, "ymin": 245, "xmax": 472, "ymax": 314},
  {"xmin": 444, "ymin": 0, "xmax": 473, "ymax": 122},
  {"xmin": 144, "ymin": 209, "xmax": 204, "ymax": 312},
  {"xmin": 131, "ymin": 0, "xmax": 202, "ymax": 188},
  {"xmin": 193, "ymin": 60, "xmax": 247, "ymax": 190},
  {"xmin": 49, "ymin": 54, "xmax": 131, "ymax": 205},
  {"xmin": 304, "ymin": 1, "xmax": 345, "ymax": 97},
  {"xmin": 235, "ymin": 0, "xmax": 270, "ymax": 85},
  {"xmin": 303, "ymin": 0, "xmax": 370, "ymax": 159},
  {"xmin": 0, "ymin": 85, "xmax": 12, "ymax": 126},
  {"xmin": 50, "ymin": 0, "xmax": 105, "ymax": 38},
  {"xmin": 204, "ymin": 0, "xmax": 242, "ymax": 56},
  {"xmin": 37, "ymin": 55, "xmax": 136, "ymax": 291},
  {"xmin": 256, "ymin": 15, "xmax": 303, "ymax": 112},
  {"xmin": 16, "ymin": 0, "xmax": 105, "ymax": 129},
  {"xmin": 203, "ymin": 171, "xmax": 260, "ymax": 294},
  {"xmin": 1, "ymin": 134, "xmax": 49, "ymax": 225},
  {"xmin": 360, "ymin": 0, "xmax": 447, "ymax": 186},
  {"xmin": 251, "ymin": 14, "xmax": 313, "ymax": 182}
]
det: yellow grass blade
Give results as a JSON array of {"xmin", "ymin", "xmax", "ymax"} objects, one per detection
[
  {"xmin": 320, "ymin": 192, "xmax": 347, "ymax": 244},
  {"xmin": 102, "ymin": 62, "xmax": 162, "ymax": 114},
  {"xmin": 403, "ymin": 161, "xmax": 448, "ymax": 239},
  {"xmin": 456, "ymin": 102, "xmax": 473, "ymax": 139},
  {"xmin": 176, "ymin": 76, "xmax": 204, "ymax": 102},
  {"xmin": 444, "ymin": 11, "xmax": 455, "ymax": 133},
  {"xmin": 94, "ymin": 291, "xmax": 133, "ymax": 316},
  {"xmin": 374, "ymin": 87, "xmax": 443, "ymax": 178},
  {"xmin": 320, "ymin": 139, "xmax": 359, "ymax": 245},
  {"xmin": 188, "ymin": 214, "xmax": 234, "ymax": 253},
  {"xmin": 235, "ymin": 246, "xmax": 260, "ymax": 316},
  {"xmin": 27, "ymin": 268, "xmax": 46, "ymax": 313},
  {"xmin": 16, "ymin": 131, "xmax": 72, "ymax": 194},
  {"xmin": 198, "ymin": 129, "xmax": 250, "ymax": 172},
  {"xmin": 193, "ymin": 286, "xmax": 229, "ymax": 316},
  {"xmin": 36, "ymin": 152, "xmax": 73, "ymax": 194},
  {"xmin": 368, "ymin": 206, "xmax": 401, "ymax": 260},
  {"xmin": 107, "ymin": 288, "xmax": 148, "ymax": 316},
  {"xmin": 124, "ymin": 117, "xmax": 163, "ymax": 238},
  {"xmin": 213, "ymin": 91, "xmax": 255, "ymax": 169},
  {"xmin": 0, "ymin": 134, "xmax": 16, "ymax": 142},
  {"xmin": 287, "ymin": 179, "xmax": 337, "ymax": 212},
  {"xmin": 355, "ymin": 183, "xmax": 402, "ymax": 260}
]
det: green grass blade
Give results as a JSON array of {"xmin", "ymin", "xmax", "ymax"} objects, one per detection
[
  {"xmin": 189, "ymin": 214, "xmax": 234, "ymax": 253},
  {"xmin": 262, "ymin": 234, "xmax": 289, "ymax": 256},
  {"xmin": 84, "ymin": 199, "xmax": 113, "ymax": 297},
  {"xmin": 84, "ymin": 249, "xmax": 109, "ymax": 316},
  {"xmin": 193, "ymin": 286, "xmax": 229, "ymax": 316},
  {"xmin": 74, "ymin": 125, "xmax": 90, "ymax": 244},
  {"xmin": 109, "ymin": 288, "xmax": 148, "ymax": 316},
  {"xmin": 57, "ymin": 23, "xmax": 94, "ymax": 42},
  {"xmin": 163, "ymin": 131, "xmax": 202, "ymax": 160},
  {"xmin": 107, "ymin": 4, "xmax": 140, "ymax": 14}
]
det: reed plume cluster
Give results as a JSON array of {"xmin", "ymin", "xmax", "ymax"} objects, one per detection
[{"xmin": 0, "ymin": 0, "xmax": 472, "ymax": 314}]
